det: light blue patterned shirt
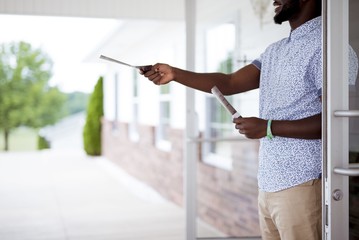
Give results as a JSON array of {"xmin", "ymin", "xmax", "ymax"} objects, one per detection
[{"xmin": 252, "ymin": 16, "xmax": 358, "ymax": 192}]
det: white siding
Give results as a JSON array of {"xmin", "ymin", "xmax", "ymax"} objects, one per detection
[{"xmin": 0, "ymin": 0, "xmax": 184, "ymax": 20}]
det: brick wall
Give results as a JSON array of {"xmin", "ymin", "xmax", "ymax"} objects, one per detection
[
  {"xmin": 197, "ymin": 139, "xmax": 260, "ymax": 236},
  {"xmin": 102, "ymin": 119, "xmax": 261, "ymax": 236}
]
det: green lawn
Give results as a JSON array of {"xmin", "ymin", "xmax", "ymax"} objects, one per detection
[{"xmin": 0, "ymin": 127, "xmax": 38, "ymax": 152}]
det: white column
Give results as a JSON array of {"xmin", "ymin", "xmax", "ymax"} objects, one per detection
[{"xmin": 185, "ymin": 0, "xmax": 198, "ymax": 239}]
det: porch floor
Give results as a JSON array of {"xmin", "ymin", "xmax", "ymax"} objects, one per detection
[{"xmin": 0, "ymin": 150, "xmax": 224, "ymax": 240}]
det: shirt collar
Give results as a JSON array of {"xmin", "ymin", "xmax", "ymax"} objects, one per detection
[{"xmin": 289, "ymin": 16, "xmax": 321, "ymax": 40}]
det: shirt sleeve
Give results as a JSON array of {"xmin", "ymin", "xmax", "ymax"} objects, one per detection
[
  {"xmin": 349, "ymin": 46, "xmax": 358, "ymax": 85},
  {"xmin": 251, "ymin": 59, "xmax": 262, "ymax": 70}
]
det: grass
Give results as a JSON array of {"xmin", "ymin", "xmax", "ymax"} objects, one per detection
[{"xmin": 0, "ymin": 127, "xmax": 38, "ymax": 152}]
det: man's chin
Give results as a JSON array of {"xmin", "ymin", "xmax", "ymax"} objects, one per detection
[{"xmin": 274, "ymin": 16, "xmax": 284, "ymax": 25}]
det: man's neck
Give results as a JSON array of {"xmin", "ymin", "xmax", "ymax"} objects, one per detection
[
  {"xmin": 289, "ymin": 0, "xmax": 321, "ymax": 31},
  {"xmin": 289, "ymin": 14, "xmax": 319, "ymax": 30}
]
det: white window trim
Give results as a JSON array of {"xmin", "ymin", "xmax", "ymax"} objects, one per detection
[
  {"xmin": 129, "ymin": 71, "xmax": 140, "ymax": 142},
  {"xmin": 203, "ymin": 153, "xmax": 232, "ymax": 171},
  {"xmin": 129, "ymin": 98, "xmax": 140, "ymax": 142},
  {"xmin": 156, "ymin": 87, "xmax": 172, "ymax": 152},
  {"xmin": 155, "ymin": 139, "xmax": 172, "ymax": 152}
]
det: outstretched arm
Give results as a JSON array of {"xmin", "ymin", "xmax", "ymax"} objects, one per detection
[{"xmin": 142, "ymin": 63, "xmax": 260, "ymax": 95}]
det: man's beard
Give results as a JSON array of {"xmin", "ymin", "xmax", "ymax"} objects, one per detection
[{"xmin": 274, "ymin": 0, "xmax": 300, "ymax": 24}]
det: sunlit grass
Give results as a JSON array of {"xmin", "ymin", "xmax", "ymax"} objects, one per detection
[{"xmin": 0, "ymin": 127, "xmax": 37, "ymax": 152}]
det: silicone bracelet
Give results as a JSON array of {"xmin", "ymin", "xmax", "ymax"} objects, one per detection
[{"xmin": 267, "ymin": 119, "xmax": 274, "ymax": 140}]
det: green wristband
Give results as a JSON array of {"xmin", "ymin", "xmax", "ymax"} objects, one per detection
[{"xmin": 267, "ymin": 119, "xmax": 274, "ymax": 140}]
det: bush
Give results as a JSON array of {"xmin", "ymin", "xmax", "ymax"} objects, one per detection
[
  {"xmin": 83, "ymin": 77, "xmax": 104, "ymax": 156},
  {"xmin": 37, "ymin": 134, "xmax": 50, "ymax": 150}
]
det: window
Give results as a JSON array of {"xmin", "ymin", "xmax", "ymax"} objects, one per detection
[
  {"xmin": 112, "ymin": 73, "xmax": 119, "ymax": 135},
  {"xmin": 203, "ymin": 23, "xmax": 237, "ymax": 170},
  {"xmin": 129, "ymin": 70, "xmax": 139, "ymax": 141},
  {"xmin": 156, "ymin": 84, "xmax": 172, "ymax": 151}
]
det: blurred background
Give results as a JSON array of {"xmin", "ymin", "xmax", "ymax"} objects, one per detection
[
  {"xmin": 0, "ymin": 1, "xmax": 282, "ymax": 240},
  {"xmin": 0, "ymin": 14, "xmax": 119, "ymax": 151},
  {"xmin": 1, "ymin": 0, "xmax": 357, "ymax": 240}
]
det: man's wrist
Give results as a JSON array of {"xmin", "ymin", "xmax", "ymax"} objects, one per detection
[{"xmin": 171, "ymin": 66, "xmax": 179, "ymax": 82}]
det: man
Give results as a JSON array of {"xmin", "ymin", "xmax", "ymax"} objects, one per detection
[{"xmin": 142, "ymin": 0, "xmax": 358, "ymax": 239}]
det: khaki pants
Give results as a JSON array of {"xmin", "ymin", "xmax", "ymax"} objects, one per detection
[{"xmin": 258, "ymin": 179, "xmax": 322, "ymax": 240}]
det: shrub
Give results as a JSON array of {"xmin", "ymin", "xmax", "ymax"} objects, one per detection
[
  {"xmin": 37, "ymin": 134, "xmax": 50, "ymax": 150},
  {"xmin": 83, "ymin": 77, "xmax": 104, "ymax": 156}
]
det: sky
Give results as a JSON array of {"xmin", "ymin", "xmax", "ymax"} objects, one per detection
[{"xmin": 0, "ymin": 14, "xmax": 120, "ymax": 93}]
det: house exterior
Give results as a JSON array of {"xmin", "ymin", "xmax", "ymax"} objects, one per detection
[
  {"xmin": 89, "ymin": 1, "xmax": 290, "ymax": 237},
  {"xmin": 0, "ymin": 0, "xmax": 358, "ymax": 238}
]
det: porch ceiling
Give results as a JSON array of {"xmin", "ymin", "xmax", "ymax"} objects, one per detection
[{"xmin": 0, "ymin": 0, "xmax": 184, "ymax": 21}]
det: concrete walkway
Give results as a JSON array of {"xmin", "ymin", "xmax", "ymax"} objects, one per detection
[{"xmin": 0, "ymin": 150, "xmax": 221, "ymax": 240}]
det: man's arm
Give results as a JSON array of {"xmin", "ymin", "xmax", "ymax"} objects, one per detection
[
  {"xmin": 142, "ymin": 63, "xmax": 260, "ymax": 95},
  {"xmin": 271, "ymin": 113, "xmax": 322, "ymax": 139},
  {"xmin": 233, "ymin": 113, "xmax": 322, "ymax": 140}
]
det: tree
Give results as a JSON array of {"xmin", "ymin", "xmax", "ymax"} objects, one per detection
[
  {"xmin": 0, "ymin": 41, "xmax": 66, "ymax": 151},
  {"xmin": 64, "ymin": 91, "xmax": 89, "ymax": 115},
  {"xmin": 83, "ymin": 77, "xmax": 103, "ymax": 156}
]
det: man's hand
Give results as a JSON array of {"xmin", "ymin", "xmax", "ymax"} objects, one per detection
[
  {"xmin": 233, "ymin": 117, "xmax": 267, "ymax": 139},
  {"xmin": 141, "ymin": 63, "xmax": 175, "ymax": 85},
  {"xmin": 233, "ymin": 113, "xmax": 322, "ymax": 140}
]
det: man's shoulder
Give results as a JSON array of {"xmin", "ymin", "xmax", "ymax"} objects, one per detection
[{"xmin": 265, "ymin": 37, "xmax": 289, "ymax": 52}]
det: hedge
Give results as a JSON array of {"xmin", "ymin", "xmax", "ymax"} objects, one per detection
[{"xmin": 83, "ymin": 77, "xmax": 104, "ymax": 156}]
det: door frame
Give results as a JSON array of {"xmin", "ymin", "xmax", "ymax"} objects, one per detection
[{"xmin": 324, "ymin": 0, "xmax": 359, "ymax": 239}]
